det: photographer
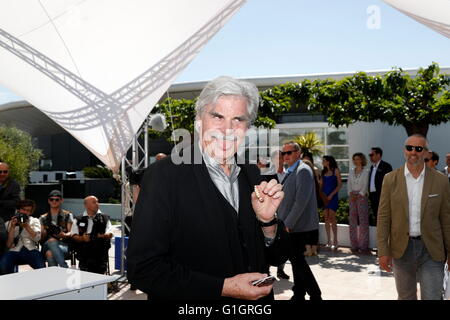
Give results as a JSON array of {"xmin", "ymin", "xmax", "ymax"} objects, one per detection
[
  {"xmin": 71, "ymin": 196, "xmax": 113, "ymax": 274},
  {"xmin": 0, "ymin": 199, "xmax": 45, "ymax": 275},
  {"xmin": 39, "ymin": 190, "xmax": 73, "ymax": 268}
]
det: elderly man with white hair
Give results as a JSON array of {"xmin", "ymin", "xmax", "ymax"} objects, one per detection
[{"xmin": 127, "ymin": 76, "xmax": 289, "ymax": 301}]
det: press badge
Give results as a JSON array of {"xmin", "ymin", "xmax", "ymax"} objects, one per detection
[{"xmin": 79, "ymin": 222, "xmax": 86, "ymax": 227}]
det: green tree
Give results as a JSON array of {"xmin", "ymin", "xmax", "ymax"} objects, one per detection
[
  {"xmin": 152, "ymin": 89, "xmax": 292, "ymax": 141},
  {"xmin": 307, "ymin": 63, "xmax": 450, "ymax": 137},
  {"xmin": 0, "ymin": 126, "xmax": 42, "ymax": 187}
]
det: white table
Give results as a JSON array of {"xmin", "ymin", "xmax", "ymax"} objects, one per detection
[{"xmin": 0, "ymin": 267, "xmax": 118, "ymax": 300}]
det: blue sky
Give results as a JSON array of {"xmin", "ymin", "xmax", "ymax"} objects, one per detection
[
  {"xmin": 176, "ymin": 0, "xmax": 450, "ymax": 81},
  {"xmin": 1, "ymin": 0, "xmax": 450, "ymax": 104}
]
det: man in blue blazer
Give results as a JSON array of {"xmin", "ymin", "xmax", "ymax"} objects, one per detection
[{"xmin": 277, "ymin": 142, "xmax": 322, "ymax": 301}]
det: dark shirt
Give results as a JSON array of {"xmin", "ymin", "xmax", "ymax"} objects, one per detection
[{"xmin": 0, "ymin": 178, "xmax": 21, "ymax": 222}]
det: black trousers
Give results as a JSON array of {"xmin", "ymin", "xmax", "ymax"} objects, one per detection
[
  {"xmin": 79, "ymin": 254, "xmax": 108, "ymax": 274},
  {"xmin": 77, "ymin": 242, "xmax": 110, "ymax": 274},
  {"xmin": 369, "ymin": 192, "xmax": 380, "ymax": 226},
  {"xmin": 288, "ymin": 232, "xmax": 322, "ymax": 301}
]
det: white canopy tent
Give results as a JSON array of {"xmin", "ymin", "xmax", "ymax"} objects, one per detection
[
  {"xmin": 0, "ymin": 0, "xmax": 245, "ymax": 172},
  {"xmin": 384, "ymin": 0, "xmax": 450, "ymax": 39}
]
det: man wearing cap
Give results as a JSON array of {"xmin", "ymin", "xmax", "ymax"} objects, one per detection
[{"xmin": 39, "ymin": 190, "xmax": 74, "ymax": 268}]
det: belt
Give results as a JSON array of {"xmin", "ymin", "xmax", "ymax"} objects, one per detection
[{"xmin": 409, "ymin": 236, "xmax": 421, "ymax": 240}]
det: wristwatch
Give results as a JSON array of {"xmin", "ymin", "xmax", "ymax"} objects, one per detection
[{"xmin": 258, "ymin": 215, "xmax": 278, "ymax": 227}]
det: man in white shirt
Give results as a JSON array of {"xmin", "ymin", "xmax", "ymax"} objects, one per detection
[
  {"xmin": 0, "ymin": 199, "xmax": 45, "ymax": 274},
  {"xmin": 442, "ymin": 153, "xmax": 450, "ymax": 183},
  {"xmin": 71, "ymin": 195, "xmax": 113, "ymax": 274},
  {"xmin": 368, "ymin": 147, "xmax": 392, "ymax": 225},
  {"xmin": 377, "ymin": 134, "xmax": 450, "ymax": 300}
]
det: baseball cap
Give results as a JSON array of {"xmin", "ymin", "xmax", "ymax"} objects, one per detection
[{"xmin": 48, "ymin": 190, "xmax": 62, "ymax": 198}]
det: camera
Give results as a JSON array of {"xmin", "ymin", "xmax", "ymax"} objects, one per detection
[
  {"xmin": 46, "ymin": 223, "xmax": 62, "ymax": 237},
  {"xmin": 14, "ymin": 212, "xmax": 29, "ymax": 224}
]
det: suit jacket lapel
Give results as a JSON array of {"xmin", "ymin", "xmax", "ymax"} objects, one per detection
[
  {"xmin": 420, "ymin": 167, "xmax": 432, "ymax": 220},
  {"xmin": 398, "ymin": 165, "xmax": 409, "ymax": 221}
]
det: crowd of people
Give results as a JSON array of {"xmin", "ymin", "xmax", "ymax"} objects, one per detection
[
  {"xmin": 1, "ymin": 75, "xmax": 449, "ymax": 301},
  {"xmin": 0, "ymin": 164, "xmax": 114, "ymax": 277}
]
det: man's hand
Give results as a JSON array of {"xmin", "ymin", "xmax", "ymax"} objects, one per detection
[
  {"xmin": 10, "ymin": 217, "xmax": 18, "ymax": 227},
  {"xmin": 81, "ymin": 234, "xmax": 91, "ymax": 242},
  {"xmin": 379, "ymin": 255, "xmax": 393, "ymax": 272},
  {"xmin": 97, "ymin": 233, "xmax": 112, "ymax": 239},
  {"xmin": 251, "ymin": 180, "xmax": 284, "ymax": 222},
  {"xmin": 222, "ymin": 273, "xmax": 273, "ymax": 300}
]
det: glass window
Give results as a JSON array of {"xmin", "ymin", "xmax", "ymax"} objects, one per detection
[
  {"xmin": 336, "ymin": 160, "xmax": 349, "ymax": 175},
  {"xmin": 327, "ymin": 129, "xmax": 347, "ymax": 145},
  {"xmin": 326, "ymin": 146, "xmax": 349, "ymax": 160}
]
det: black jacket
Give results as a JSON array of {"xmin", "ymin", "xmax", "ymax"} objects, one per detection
[
  {"xmin": 127, "ymin": 149, "xmax": 289, "ymax": 300},
  {"xmin": 369, "ymin": 160, "xmax": 393, "ymax": 197},
  {"xmin": 0, "ymin": 178, "xmax": 20, "ymax": 222}
]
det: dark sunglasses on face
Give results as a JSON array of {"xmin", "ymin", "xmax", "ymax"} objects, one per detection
[
  {"xmin": 405, "ymin": 145, "xmax": 425, "ymax": 152},
  {"xmin": 424, "ymin": 158, "xmax": 430, "ymax": 162},
  {"xmin": 0, "ymin": 170, "xmax": 8, "ymax": 174},
  {"xmin": 368, "ymin": 153, "xmax": 375, "ymax": 157},
  {"xmin": 49, "ymin": 198, "xmax": 61, "ymax": 202},
  {"xmin": 281, "ymin": 150, "xmax": 297, "ymax": 156}
]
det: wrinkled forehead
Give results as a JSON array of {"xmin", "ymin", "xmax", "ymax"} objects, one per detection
[
  {"xmin": 405, "ymin": 136, "xmax": 427, "ymax": 147},
  {"xmin": 206, "ymin": 95, "xmax": 249, "ymax": 113}
]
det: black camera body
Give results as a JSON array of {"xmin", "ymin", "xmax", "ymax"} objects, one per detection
[
  {"xmin": 46, "ymin": 223, "xmax": 62, "ymax": 238},
  {"xmin": 14, "ymin": 212, "xmax": 29, "ymax": 224}
]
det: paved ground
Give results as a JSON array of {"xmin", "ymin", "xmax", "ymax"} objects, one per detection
[
  {"xmin": 15, "ymin": 225, "xmax": 398, "ymax": 300},
  {"xmin": 106, "ymin": 226, "xmax": 398, "ymax": 300}
]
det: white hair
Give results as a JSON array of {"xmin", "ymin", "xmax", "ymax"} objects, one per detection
[{"xmin": 195, "ymin": 76, "xmax": 259, "ymax": 125}]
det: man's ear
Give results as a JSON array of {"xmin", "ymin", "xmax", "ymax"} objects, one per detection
[{"xmin": 194, "ymin": 119, "xmax": 202, "ymax": 133}]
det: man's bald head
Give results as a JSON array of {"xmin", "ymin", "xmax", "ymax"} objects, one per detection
[
  {"xmin": 84, "ymin": 195, "xmax": 99, "ymax": 215},
  {"xmin": 0, "ymin": 162, "xmax": 10, "ymax": 184},
  {"xmin": 155, "ymin": 153, "xmax": 167, "ymax": 161}
]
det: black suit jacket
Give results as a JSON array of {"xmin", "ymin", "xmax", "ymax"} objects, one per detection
[
  {"xmin": 369, "ymin": 160, "xmax": 393, "ymax": 197},
  {"xmin": 0, "ymin": 178, "xmax": 20, "ymax": 221},
  {"xmin": 127, "ymin": 148, "xmax": 289, "ymax": 300}
]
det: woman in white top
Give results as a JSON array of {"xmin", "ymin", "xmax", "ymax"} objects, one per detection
[{"xmin": 347, "ymin": 153, "xmax": 370, "ymax": 253}]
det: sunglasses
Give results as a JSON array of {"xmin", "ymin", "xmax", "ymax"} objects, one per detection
[
  {"xmin": 424, "ymin": 158, "xmax": 430, "ymax": 163},
  {"xmin": 0, "ymin": 170, "xmax": 8, "ymax": 174},
  {"xmin": 281, "ymin": 150, "xmax": 297, "ymax": 156},
  {"xmin": 405, "ymin": 145, "xmax": 425, "ymax": 152},
  {"xmin": 48, "ymin": 198, "xmax": 61, "ymax": 202}
]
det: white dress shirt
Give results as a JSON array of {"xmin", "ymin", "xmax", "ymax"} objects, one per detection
[
  {"xmin": 5, "ymin": 217, "xmax": 41, "ymax": 252},
  {"xmin": 70, "ymin": 210, "xmax": 114, "ymax": 235},
  {"xmin": 369, "ymin": 160, "xmax": 381, "ymax": 192},
  {"xmin": 277, "ymin": 169, "xmax": 287, "ymax": 184},
  {"xmin": 347, "ymin": 167, "xmax": 370, "ymax": 196},
  {"xmin": 202, "ymin": 150, "xmax": 240, "ymax": 213},
  {"xmin": 404, "ymin": 165, "xmax": 426, "ymax": 237}
]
